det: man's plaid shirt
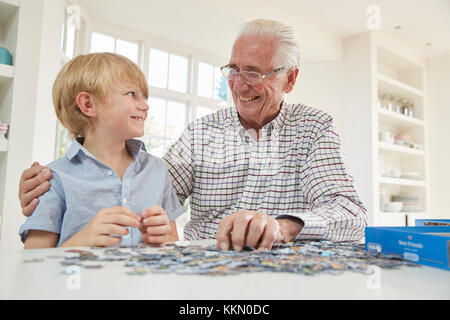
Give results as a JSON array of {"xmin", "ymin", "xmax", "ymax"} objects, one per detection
[{"xmin": 163, "ymin": 102, "xmax": 368, "ymax": 241}]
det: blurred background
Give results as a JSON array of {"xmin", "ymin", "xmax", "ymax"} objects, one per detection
[{"xmin": 0, "ymin": 0, "xmax": 449, "ymax": 248}]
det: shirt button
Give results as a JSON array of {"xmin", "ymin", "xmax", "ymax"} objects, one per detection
[
  {"xmin": 123, "ymin": 198, "xmax": 127, "ymax": 204},
  {"xmin": 107, "ymin": 170, "xmax": 113, "ymax": 176},
  {"xmin": 123, "ymin": 227, "xmax": 130, "ymax": 239}
]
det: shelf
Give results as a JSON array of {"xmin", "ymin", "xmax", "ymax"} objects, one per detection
[
  {"xmin": 377, "ymin": 74, "xmax": 424, "ymax": 99},
  {"xmin": 0, "ymin": 0, "xmax": 19, "ymax": 23},
  {"xmin": 378, "ymin": 141, "xmax": 425, "ymax": 157},
  {"xmin": 382, "ymin": 211, "xmax": 427, "ymax": 215},
  {"xmin": 0, "ymin": 138, "xmax": 7, "ymax": 152},
  {"xmin": 376, "ymin": 211, "xmax": 407, "ymax": 227},
  {"xmin": 344, "ymin": 35, "xmax": 429, "ymax": 228},
  {"xmin": 378, "ymin": 108, "xmax": 424, "ymax": 128},
  {"xmin": 0, "ymin": 64, "xmax": 14, "ymax": 86},
  {"xmin": 379, "ymin": 177, "xmax": 426, "ymax": 187}
]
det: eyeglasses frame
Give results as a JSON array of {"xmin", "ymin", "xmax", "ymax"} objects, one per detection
[{"xmin": 220, "ymin": 65, "xmax": 288, "ymax": 85}]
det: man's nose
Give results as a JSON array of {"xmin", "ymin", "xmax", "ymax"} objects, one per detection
[{"xmin": 232, "ymin": 73, "xmax": 251, "ymax": 92}]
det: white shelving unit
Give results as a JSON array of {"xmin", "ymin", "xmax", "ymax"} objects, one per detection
[
  {"xmin": 376, "ymin": 44, "xmax": 429, "ymax": 227},
  {"xmin": 0, "ymin": 0, "xmax": 65, "ymax": 249},
  {"xmin": 0, "ymin": 0, "xmax": 19, "ymax": 232},
  {"xmin": 343, "ymin": 31, "xmax": 430, "ymax": 227}
]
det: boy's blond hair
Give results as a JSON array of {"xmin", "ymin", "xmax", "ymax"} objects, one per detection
[{"xmin": 52, "ymin": 52, "xmax": 148, "ymax": 138}]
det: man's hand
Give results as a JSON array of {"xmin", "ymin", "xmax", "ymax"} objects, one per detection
[
  {"xmin": 19, "ymin": 162, "xmax": 52, "ymax": 217},
  {"xmin": 216, "ymin": 211, "xmax": 304, "ymax": 251},
  {"xmin": 61, "ymin": 206, "xmax": 141, "ymax": 247},
  {"xmin": 139, "ymin": 206, "xmax": 174, "ymax": 246}
]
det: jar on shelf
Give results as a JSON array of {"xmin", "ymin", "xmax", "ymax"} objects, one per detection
[
  {"xmin": 401, "ymin": 98, "xmax": 410, "ymax": 116},
  {"xmin": 379, "ymin": 187, "xmax": 389, "ymax": 212},
  {"xmin": 377, "ymin": 93, "xmax": 383, "ymax": 109},
  {"xmin": 393, "ymin": 96, "xmax": 403, "ymax": 113},
  {"xmin": 407, "ymin": 101, "xmax": 414, "ymax": 118},
  {"xmin": 385, "ymin": 94, "xmax": 393, "ymax": 111},
  {"xmin": 0, "ymin": 123, "xmax": 9, "ymax": 150}
]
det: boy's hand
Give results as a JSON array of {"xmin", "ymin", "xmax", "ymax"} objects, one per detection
[
  {"xmin": 62, "ymin": 206, "xmax": 141, "ymax": 247},
  {"xmin": 139, "ymin": 206, "xmax": 171, "ymax": 246}
]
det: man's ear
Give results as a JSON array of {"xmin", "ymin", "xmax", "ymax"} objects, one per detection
[
  {"xmin": 283, "ymin": 67, "xmax": 299, "ymax": 94},
  {"xmin": 76, "ymin": 92, "xmax": 98, "ymax": 118}
]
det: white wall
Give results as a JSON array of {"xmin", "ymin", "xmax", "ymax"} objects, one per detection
[
  {"xmin": 291, "ymin": 61, "xmax": 343, "ymax": 134},
  {"xmin": 426, "ymin": 54, "xmax": 450, "ymax": 219},
  {"xmin": 31, "ymin": 1, "xmax": 63, "ymax": 165}
]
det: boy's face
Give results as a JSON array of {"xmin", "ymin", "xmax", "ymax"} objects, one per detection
[{"xmin": 95, "ymin": 82, "xmax": 149, "ymax": 140}]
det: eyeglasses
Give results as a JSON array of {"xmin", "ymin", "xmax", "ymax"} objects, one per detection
[{"xmin": 220, "ymin": 65, "xmax": 287, "ymax": 85}]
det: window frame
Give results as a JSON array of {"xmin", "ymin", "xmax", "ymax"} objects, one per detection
[{"xmin": 55, "ymin": 18, "xmax": 231, "ymax": 157}]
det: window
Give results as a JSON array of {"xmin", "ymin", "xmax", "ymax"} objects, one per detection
[
  {"xmin": 115, "ymin": 39, "xmax": 138, "ymax": 64},
  {"xmin": 56, "ymin": 30, "xmax": 230, "ymax": 159},
  {"xmin": 197, "ymin": 62, "xmax": 228, "ymax": 102},
  {"xmin": 55, "ymin": 125, "xmax": 70, "ymax": 159},
  {"xmin": 61, "ymin": 4, "xmax": 79, "ymax": 60},
  {"xmin": 90, "ymin": 32, "xmax": 138, "ymax": 63},
  {"xmin": 168, "ymin": 54, "xmax": 188, "ymax": 93},
  {"xmin": 148, "ymin": 49, "xmax": 168, "ymax": 88},
  {"xmin": 55, "ymin": 3, "xmax": 79, "ymax": 159},
  {"xmin": 148, "ymin": 49, "xmax": 188, "ymax": 93},
  {"xmin": 65, "ymin": 24, "xmax": 76, "ymax": 59},
  {"xmin": 143, "ymin": 97, "xmax": 188, "ymax": 158},
  {"xmin": 90, "ymin": 32, "xmax": 115, "ymax": 53}
]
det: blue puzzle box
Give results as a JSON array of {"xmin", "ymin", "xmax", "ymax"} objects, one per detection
[
  {"xmin": 415, "ymin": 219, "xmax": 450, "ymax": 227},
  {"xmin": 365, "ymin": 226, "xmax": 450, "ymax": 271}
]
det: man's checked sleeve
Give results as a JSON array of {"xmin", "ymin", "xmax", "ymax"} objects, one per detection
[
  {"xmin": 163, "ymin": 125, "xmax": 194, "ymax": 205},
  {"xmin": 281, "ymin": 118, "xmax": 368, "ymax": 242}
]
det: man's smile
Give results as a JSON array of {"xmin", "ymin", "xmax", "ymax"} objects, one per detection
[{"xmin": 239, "ymin": 95, "xmax": 259, "ymax": 102}]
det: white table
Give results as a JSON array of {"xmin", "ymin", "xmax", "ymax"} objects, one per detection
[{"xmin": 0, "ymin": 240, "xmax": 449, "ymax": 300}]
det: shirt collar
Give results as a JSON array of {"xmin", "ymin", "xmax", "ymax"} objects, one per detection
[
  {"xmin": 227, "ymin": 101, "xmax": 289, "ymax": 137},
  {"xmin": 270, "ymin": 101, "xmax": 290, "ymax": 135},
  {"xmin": 65, "ymin": 137, "xmax": 145, "ymax": 161}
]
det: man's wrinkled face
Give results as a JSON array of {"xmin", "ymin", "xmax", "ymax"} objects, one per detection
[{"xmin": 228, "ymin": 35, "xmax": 292, "ymax": 130}]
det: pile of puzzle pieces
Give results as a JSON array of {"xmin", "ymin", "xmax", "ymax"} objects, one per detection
[{"xmin": 42, "ymin": 240, "xmax": 420, "ymax": 276}]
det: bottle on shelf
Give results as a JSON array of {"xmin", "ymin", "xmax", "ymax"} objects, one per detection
[
  {"xmin": 393, "ymin": 96, "xmax": 403, "ymax": 114},
  {"xmin": 385, "ymin": 94, "xmax": 393, "ymax": 111},
  {"xmin": 0, "ymin": 122, "xmax": 9, "ymax": 150},
  {"xmin": 377, "ymin": 93, "xmax": 383, "ymax": 109},
  {"xmin": 407, "ymin": 101, "xmax": 414, "ymax": 118},
  {"xmin": 379, "ymin": 187, "xmax": 389, "ymax": 212},
  {"xmin": 401, "ymin": 98, "xmax": 410, "ymax": 116}
]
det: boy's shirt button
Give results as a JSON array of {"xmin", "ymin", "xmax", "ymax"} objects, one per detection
[
  {"xmin": 107, "ymin": 170, "xmax": 113, "ymax": 176},
  {"xmin": 123, "ymin": 227, "xmax": 131, "ymax": 239}
]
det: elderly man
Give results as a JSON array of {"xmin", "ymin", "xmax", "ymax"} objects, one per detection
[{"xmin": 18, "ymin": 19, "xmax": 367, "ymax": 251}]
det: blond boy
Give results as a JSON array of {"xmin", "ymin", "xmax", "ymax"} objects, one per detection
[{"xmin": 19, "ymin": 53, "xmax": 184, "ymax": 248}]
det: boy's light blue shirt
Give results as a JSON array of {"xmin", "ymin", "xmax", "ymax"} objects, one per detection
[{"xmin": 19, "ymin": 138, "xmax": 185, "ymax": 246}]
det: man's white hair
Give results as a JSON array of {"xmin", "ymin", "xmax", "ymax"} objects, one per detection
[{"xmin": 236, "ymin": 19, "xmax": 302, "ymax": 70}]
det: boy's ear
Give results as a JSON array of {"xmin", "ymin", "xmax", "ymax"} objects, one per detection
[{"xmin": 76, "ymin": 92, "xmax": 98, "ymax": 117}]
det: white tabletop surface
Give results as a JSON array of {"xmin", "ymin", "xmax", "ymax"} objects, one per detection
[{"xmin": 0, "ymin": 240, "xmax": 449, "ymax": 300}]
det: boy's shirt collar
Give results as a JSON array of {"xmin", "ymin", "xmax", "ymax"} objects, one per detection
[{"xmin": 65, "ymin": 137, "xmax": 146, "ymax": 161}]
